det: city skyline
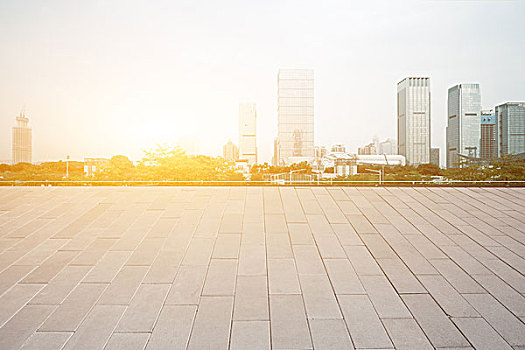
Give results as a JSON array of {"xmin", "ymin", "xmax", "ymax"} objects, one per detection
[{"xmin": 1, "ymin": 0, "xmax": 524, "ymax": 164}]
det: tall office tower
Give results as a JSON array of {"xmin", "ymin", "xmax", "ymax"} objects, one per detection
[
  {"xmin": 277, "ymin": 69, "xmax": 314, "ymax": 165},
  {"xmin": 358, "ymin": 143, "xmax": 376, "ymax": 155},
  {"xmin": 331, "ymin": 144, "xmax": 346, "ymax": 153},
  {"xmin": 446, "ymin": 84, "xmax": 481, "ymax": 168},
  {"xmin": 315, "ymin": 146, "xmax": 327, "ymax": 159},
  {"xmin": 272, "ymin": 138, "xmax": 279, "ymax": 166},
  {"xmin": 480, "ymin": 110, "xmax": 497, "ymax": 161},
  {"xmin": 495, "ymin": 102, "xmax": 525, "ymax": 157},
  {"xmin": 430, "ymin": 148, "xmax": 440, "ymax": 167},
  {"xmin": 223, "ymin": 140, "xmax": 239, "ymax": 162},
  {"xmin": 378, "ymin": 138, "xmax": 397, "ymax": 155},
  {"xmin": 239, "ymin": 103, "xmax": 257, "ymax": 165},
  {"xmin": 12, "ymin": 112, "xmax": 32, "ymax": 164},
  {"xmin": 397, "ymin": 77, "xmax": 431, "ymax": 166}
]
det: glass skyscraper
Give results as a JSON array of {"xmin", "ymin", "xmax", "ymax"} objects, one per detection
[
  {"xmin": 446, "ymin": 84, "xmax": 481, "ymax": 168},
  {"xmin": 238, "ymin": 103, "xmax": 257, "ymax": 165},
  {"xmin": 277, "ymin": 69, "xmax": 314, "ymax": 165},
  {"xmin": 12, "ymin": 112, "xmax": 32, "ymax": 164},
  {"xmin": 397, "ymin": 77, "xmax": 431, "ymax": 166},
  {"xmin": 495, "ymin": 102, "xmax": 525, "ymax": 157}
]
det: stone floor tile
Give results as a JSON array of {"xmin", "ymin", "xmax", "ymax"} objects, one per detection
[
  {"xmin": 187, "ymin": 296, "xmax": 233, "ymax": 350},
  {"xmin": 309, "ymin": 319, "xmax": 354, "ymax": 349},
  {"xmin": 324, "ymin": 258, "xmax": 365, "ymax": 295},
  {"xmin": 105, "ymin": 332, "xmax": 150, "ymax": 350},
  {"xmin": 269, "ymin": 294, "xmax": 312, "ymax": 349},
  {"xmin": 418, "ymin": 275, "xmax": 479, "ymax": 318},
  {"xmin": 360, "ymin": 275, "xmax": 412, "ymax": 319},
  {"xmin": 98, "ymin": 266, "xmax": 149, "ymax": 305},
  {"xmin": 377, "ymin": 258, "xmax": 426, "ymax": 294},
  {"xmin": 39, "ymin": 283, "xmax": 107, "ymax": 331},
  {"xmin": 383, "ymin": 318, "xmax": 433, "ymax": 350},
  {"xmin": 344, "ymin": 245, "xmax": 383, "ymax": 275},
  {"xmin": 0, "ymin": 283, "xmax": 44, "ymax": 327},
  {"xmin": 19, "ymin": 332, "xmax": 73, "ymax": 350},
  {"xmin": 464, "ymin": 293, "xmax": 525, "ymax": 346},
  {"xmin": 338, "ymin": 294, "xmax": 393, "ymax": 349},
  {"xmin": 116, "ymin": 284, "xmax": 169, "ymax": 332},
  {"xmin": 30, "ymin": 265, "xmax": 91, "ymax": 305},
  {"xmin": 146, "ymin": 305, "xmax": 196, "ymax": 349},
  {"xmin": 402, "ymin": 294, "xmax": 470, "ymax": 348},
  {"xmin": 0, "ymin": 305, "xmax": 56, "ymax": 349},
  {"xmin": 268, "ymin": 258, "xmax": 301, "ymax": 294},
  {"xmin": 234, "ymin": 275, "xmax": 269, "ymax": 321},
  {"xmin": 202, "ymin": 258, "xmax": 237, "ymax": 296},
  {"xmin": 82, "ymin": 251, "xmax": 131, "ymax": 283},
  {"xmin": 21, "ymin": 250, "xmax": 79, "ymax": 284},
  {"xmin": 453, "ymin": 317, "xmax": 513, "ymax": 350},
  {"xmin": 472, "ymin": 274, "xmax": 525, "ymax": 317},
  {"xmin": 230, "ymin": 321, "xmax": 271, "ymax": 350},
  {"xmin": 293, "ymin": 245, "xmax": 325, "ymax": 275},
  {"xmin": 212, "ymin": 234, "xmax": 241, "ymax": 258},
  {"xmin": 238, "ymin": 244, "xmax": 266, "ymax": 275},
  {"xmin": 430, "ymin": 259, "xmax": 485, "ymax": 294},
  {"xmin": 165, "ymin": 265, "xmax": 208, "ymax": 304},
  {"xmin": 299, "ymin": 274, "xmax": 342, "ymax": 319},
  {"xmin": 62, "ymin": 304, "xmax": 126, "ymax": 350}
]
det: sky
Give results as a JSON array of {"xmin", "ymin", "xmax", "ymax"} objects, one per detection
[{"xmin": 1, "ymin": 0, "xmax": 524, "ymax": 165}]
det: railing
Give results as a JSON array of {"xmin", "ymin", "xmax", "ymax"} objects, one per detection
[{"xmin": 1, "ymin": 180, "xmax": 525, "ymax": 187}]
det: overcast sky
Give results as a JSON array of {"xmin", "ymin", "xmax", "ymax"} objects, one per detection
[{"xmin": 1, "ymin": 0, "xmax": 524, "ymax": 164}]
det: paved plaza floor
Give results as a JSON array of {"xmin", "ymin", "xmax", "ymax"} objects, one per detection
[{"xmin": 0, "ymin": 186, "xmax": 524, "ymax": 349}]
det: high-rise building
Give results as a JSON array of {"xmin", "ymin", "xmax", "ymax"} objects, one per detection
[
  {"xmin": 397, "ymin": 77, "xmax": 431, "ymax": 166},
  {"xmin": 239, "ymin": 103, "xmax": 257, "ymax": 165},
  {"xmin": 331, "ymin": 144, "xmax": 346, "ymax": 153},
  {"xmin": 446, "ymin": 84, "xmax": 481, "ymax": 168},
  {"xmin": 378, "ymin": 138, "xmax": 397, "ymax": 155},
  {"xmin": 277, "ymin": 69, "xmax": 314, "ymax": 165},
  {"xmin": 12, "ymin": 112, "xmax": 32, "ymax": 164},
  {"xmin": 358, "ymin": 143, "xmax": 376, "ymax": 155},
  {"xmin": 480, "ymin": 110, "xmax": 497, "ymax": 161},
  {"xmin": 223, "ymin": 140, "xmax": 239, "ymax": 162},
  {"xmin": 315, "ymin": 146, "xmax": 327, "ymax": 159},
  {"xmin": 495, "ymin": 102, "xmax": 525, "ymax": 157},
  {"xmin": 272, "ymin": 137, "xmax": 279, "ymax": 166},
  {"xmin": 430, "ymin": 148, "xmax": 440, "ymax": 167}
]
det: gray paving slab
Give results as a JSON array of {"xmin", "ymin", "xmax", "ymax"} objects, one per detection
[{"xmin": 1, "ymin": 187, "xmax": 524, "ymax": 349}]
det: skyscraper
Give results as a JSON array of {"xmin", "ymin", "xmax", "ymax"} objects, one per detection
[
  {"xmin": 12, "ymin": 111, "xmax": 32, "ymax": 164},
  {"xmin": 223, "ymin": 140, "xmax": 239, "ymax": 162},
  {"xmin": 277, "ymin": 69, "xmax": 314, "ymax": 165},
  {"xmin": 430, "ymin": 148, "xmax": 440, "ymax": 167},
  {"xmin": 495, "ymin": 102, "xmax": 525, "ymax": 157},
  {"xmin": 480, "ymin": 110, "xmax": 497, "ymax": 161},
  {"xmin": 378, "ymin": 138, "xmax": 397, "ymax": 155},
  {"xmin": 397, "ymin": 77, "xmax": 431, "ymax": 166},
  {"xmin": 446, "ymin": 84, "xmax": 481, "ymax": 168},
  {"xmin": 238, "ymin": 103, "xmax": 257, "ymax": 165}
]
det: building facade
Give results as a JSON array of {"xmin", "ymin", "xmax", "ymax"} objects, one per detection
[
  {"xmin": 446, "ymin": 84, "xmax": 481, "ymax": 168},
  {"xmin": 397, "ymin": 77, "xmax": 431, "ymax": 166},
  {"xmin": 430, "ymin": 148, "xmax": 440, "ymax": 167},
  {"xmin": 358, "ymin": 143, "xmax": 377, "ymax": 155},
  {"xmin": 239, "ymin": 103, "xmax": 257, "ymax": 165},
  {"xmin": 495, "ymin": 102, "xmax": 525, "ymax": 157},
  {"xmin": 12, "ymin": 112, "xmax": 32, "ymax": 164},
  {"xmin": 480, "ymin": 110, "xmax": 497, "ymax": 161},
  {"xmin": 223, "ymin": 140, "xmax": 239, "ymax": 162},
  {"xmin": 378, "ymin": 138, "xmax": 397, "ymax": 155},
  {"xmin": 277, "ymin": 69, "xmax": 314, "ymax": 165}
]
